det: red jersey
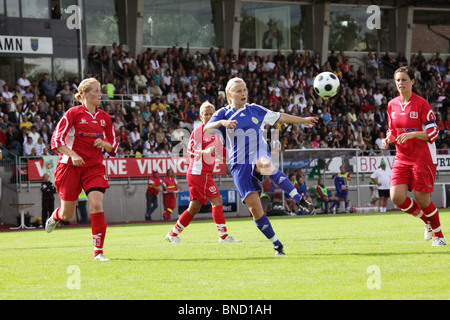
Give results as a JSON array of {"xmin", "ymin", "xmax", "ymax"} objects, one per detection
[
  {"xmin": 162, "ymin": 176, "xmax": 178, "ymax": 195},
  {"xmin": 51, "ymin": 105, "xmax": 118, "ymax": 167},
  {"xmin": 187, "ymin": 124, "xmax": 224, "ymax": 175},
  {"xmin": 387, "ymin": 93, "xmax": 438, "ymax": 165}
]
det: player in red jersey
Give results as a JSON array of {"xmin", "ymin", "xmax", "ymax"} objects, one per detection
[
  {"xmin": 382, "ymin": 67, "xmax": 446, "ymax": 246},
  {"xmin": 45, "ymin": 78, "xmax": 119, "ymax": 260},
  {"xmin": 166, "ymin": 102, "xmax": 241, "ymax": 243}
]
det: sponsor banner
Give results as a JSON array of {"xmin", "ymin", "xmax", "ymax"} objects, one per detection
[
  {"xmin": 178, "ymin": 189, "xmax": 238, "ymax": 213},
  {"xmin": 42, "ymin": 155, "xmax": 59, "ymax": 182},
  {"xmin": 0, "ymin": 36, "xmax": 53, "ymax": 55},
  {"xmin": 357, "ymin": 155, "xmax": 450, "ymax": 172},
  {"xmin": 27, "ymin": 157, "xmax": 227, "ymax": 180}
]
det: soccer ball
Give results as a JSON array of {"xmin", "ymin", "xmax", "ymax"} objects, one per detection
[{"xmin": 313, "ymin": 72, "xmax": 340, "ymax": 99}]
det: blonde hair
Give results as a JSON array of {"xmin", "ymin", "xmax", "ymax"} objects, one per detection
[
  {"xmin": 225, "ymin": 77, "xmax": 246, "ymax": 104},
  {"xmin": 74, "ymin": 78, "xmax": 100, "ymax": 103},
  {"xmin": 199, "ymin": 101, "xmax": 215, "ymax": 115}
]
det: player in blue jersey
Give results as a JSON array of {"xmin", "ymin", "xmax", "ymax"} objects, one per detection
[
  {"xmin": 333, "ymin": 173, "xmax": 349, "ymax": 213},
  {"xmin": 204, "ymin": 77, "xmax": 318, "ymax": 255}
]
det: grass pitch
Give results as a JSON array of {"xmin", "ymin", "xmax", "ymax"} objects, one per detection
[{"xmin": 0, "ymin": 210, "xmax": 448, "ymax": 300}]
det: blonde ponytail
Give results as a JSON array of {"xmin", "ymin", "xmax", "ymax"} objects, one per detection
[{"xmin": 75, "ymin": 78, "xmax": 100, "ymax": 103}]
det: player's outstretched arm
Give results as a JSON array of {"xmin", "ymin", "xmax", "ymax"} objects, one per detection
[
  {"xmin": 279, "ymin": 113, "xmax": 318, "ymax": 128},
  {"xmin": 203, "ymin": 120, "xmax": 237, "ymax": 133}
]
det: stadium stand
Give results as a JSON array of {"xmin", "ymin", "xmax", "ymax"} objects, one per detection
[{"xmin": 1, "ymin": 45, "xmax": 449, "ymax": 159}]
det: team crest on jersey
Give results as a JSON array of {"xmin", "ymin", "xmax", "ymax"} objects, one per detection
[
  {"xmin": 100, "ymin": 119, "xmax": 106, "ymax": 127},
  {"xmin": 80, "ymin": 118, "xmax": 88, "ymax": 124},
  {"xmin": 410, "ymin": 111, "xmax": 418, "ymax": 119},
  {"xmin": 252, "ymin": 117, "xmax": 259, "ymax": 124}
]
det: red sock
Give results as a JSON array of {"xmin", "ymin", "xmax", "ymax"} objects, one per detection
[
  {"xmin": 53, "ymin": 207, "xmax": 62, "ymax": 221},
  {"xmin": 169, "ymin": 209, "xmax": 193, "ymax": 237},
  {"xmin": 398, "ymin": 198, "xmax": 427, "ymax": 223},
  {"xmin": 422, "ymin": 202, "xmax": 444, "ymax": 238},
  {"xmin": 212, "ymin": 205, "xmax": 228, "ymax": 239},
  {"xmin": 91, "ymin": 212, "xmax": 107, "ymax": 257}
]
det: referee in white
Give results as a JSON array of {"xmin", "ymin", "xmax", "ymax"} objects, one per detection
[{"xmin": 370, "ymin": 160, "xmax": 391, "ymax": 212}]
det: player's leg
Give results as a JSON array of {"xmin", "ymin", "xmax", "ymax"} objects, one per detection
[
  {"xmin": 413, "ymin": 164, "xmax": 445, "ymax": 245},
  {"xmin": 45, "ymin": 200, "xmax": 77, "ymax": 233},
  {"xmin": 415, "ymin": 190, "xmax": 446, "ymax": 246},
  {"xmin": 209, "ymin": 195, "xmax": 242, "ymax": 242},
  {"xmin": 391, "ymin": 184, "xmax": 428, "ymax": 225},
  {"xmin": 166, "ymin": 199, "xmax": 202, "ymax": 243},
  {"xmin": 46, "ymin": 163, "xmax": 80, "ymax": 232},
  {"xmin": 255, "ymin": 157, "xmax": 314, "ymax": 214},
  {"xmin": 245, "ymin": 192, "xmax": 284, "ymax": 255},
  {"xmin": 85, "ymin": 189, "xmax": 109, "ymax": 260}
]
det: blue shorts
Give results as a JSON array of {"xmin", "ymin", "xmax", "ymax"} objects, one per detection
[
  {"xmin": 231, "ymin": 164, "xmax": 263, "ymax": 203},
  {"xmin": 336, "ymin": 191, "xmax": 348, "ymax": 199}
]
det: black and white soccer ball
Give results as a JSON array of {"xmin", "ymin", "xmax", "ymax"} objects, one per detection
[{"xmin": 313, "ymin": 72, "xmax": 340, "ymax": 100}]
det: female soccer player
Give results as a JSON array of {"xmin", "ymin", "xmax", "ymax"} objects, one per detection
[
  {"xmin": 204, "ymin": 77, "xmax": 317, "ymax": 255},
  {"xmin": 166, "ymin": 102, "xmax": 241, "ymax": 243},
  {"xmin": 382, "ymin": 67, "xmax": 446, "ymax": 246},
  {"xmin": 46, "ymin": 78, "xmax": 119, "ymax": 260}
]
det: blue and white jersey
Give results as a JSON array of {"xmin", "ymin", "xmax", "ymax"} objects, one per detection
[{"xmin": 208, "ymin": 103, "xmax": 281, "ymax": 170}]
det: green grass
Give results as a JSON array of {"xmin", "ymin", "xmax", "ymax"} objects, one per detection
[{"xmin": 0, "ymin": 210, "xmax": 448, "ymax": 300}]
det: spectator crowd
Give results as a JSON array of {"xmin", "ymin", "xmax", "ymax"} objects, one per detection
[{"xmin": 1, "ymin": 44, "xmax": 450, "ymax": 161}]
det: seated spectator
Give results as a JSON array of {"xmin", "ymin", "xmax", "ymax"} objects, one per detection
[
  {"xmin": 360, "ymin": 98, "xmax": 374, "ymax": 112},
  {"xmin": 113, "ymin": 116, "xmax": 125, "ymax": 133},
  {"xmin": 2, "ymin": 84, "xmax": 13, "ymax": 103},
  {"xmin": 35, "ymin": 136, "xmax": 46, "ymax": 157},
  {"xmin": 134, "ymin": 68, "xmax": 148, "ymax": 92},
  {"xmin": 444, "ymin": 113, "xmax": 450, "ymax": 131},
  {"xmin": 130, "ymin": 126, "xmax": 141, "ymax": 144},
  {"xmin": 17, "ymin": 71, "xmax": 31, "ymax": 90},
  {"xmin": 316, "ymin": 178, "xmax": 339, "ymax": 214},
  {"xmin": 436, "ymin": 113, "xmax": 445, "ymax": 131},
  {"xmin": 148, "ymin": 79, "xmax": 163, "ymax": 99},
  {"xmin": 141, "ymin": 105, "xmax": 152, "ymax": 125},
  {"xmin": 118, "ymin": 125, "xmax": 128, "ymax": 142},
  {"xmin": 27, "ymin": 125, "xmax": 40, "ymax": 144},
  {"xmin": 19, "ymin": 114, "xmax": 33, "ymax": 132}
]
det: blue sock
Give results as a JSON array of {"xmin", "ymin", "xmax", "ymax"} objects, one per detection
[
  {"xmin": 270, "ymin": 169, "xmax": 301, "ymax": 203},
  {"xmin": 254, "ymin": 214, "xmax": 282, "ymax": 247},
  {"xmin": 335, "ymin": 201, "xmax": 340, "ymax": 211}
]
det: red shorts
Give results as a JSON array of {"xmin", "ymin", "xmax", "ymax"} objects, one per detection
[
  {"xmin": 187, "ymin": 173, "xmax": 220, "ymax": 205},
  {"xmin": 390, "ymin": 161, "xmax": 437, "ymax": 193},
  {"xmin": 54, "ymin": 163, "xmax": 110, "ymax": 201}
]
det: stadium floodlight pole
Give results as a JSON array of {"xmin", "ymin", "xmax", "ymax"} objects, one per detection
[{"xmin": 77, "ymin": 0, "xmax": 85, "ymax": 78}]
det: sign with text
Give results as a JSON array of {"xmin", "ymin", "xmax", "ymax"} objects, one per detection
[
  {"xmin": 178, "ymin": 189, "xmax": 238, "ymax": 213},
  {"xmin": 357, "ymin": 155, "xmax": 450, "ymax": 173},
  {"xmin": 0, "ymin": 36, "xmax": 53, "ymax": 55},
  {"xmin": 27, "ymin": 157, "xmax": 227, "ymax": 180}
]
